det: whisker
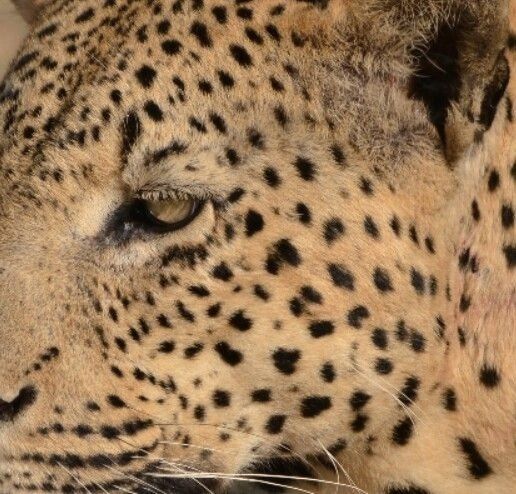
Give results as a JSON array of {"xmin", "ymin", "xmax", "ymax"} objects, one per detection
[
  {"xmin": 56, "ymin": 462, "xmax": 94, "ymax": 494},
  {"xmin": 351, "ymin": 362, "xmax": 422, "ymax": 425},
  {"xmin": 150, "ymin": 470, "xmax": 369, "ymax": 493},
  {"xmin": 148, "ymin": 472, "xmax": 318, "ymax": 494},
  {"xmin": 317, "ymin": 441, "xmax": 369, "ymax": 494}
]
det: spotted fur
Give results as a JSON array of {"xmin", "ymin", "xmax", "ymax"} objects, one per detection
[{"xmin": 0, "ymin": 0, "xmax": 514, "ymax": 493}]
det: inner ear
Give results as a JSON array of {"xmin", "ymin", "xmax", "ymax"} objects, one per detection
[
  {"xmin": 408, "ymin": 22, "xmax": 462, "ymax": 146},
  {"xmin": 408, "ymin": 10, "xmax": 510, "ymax": 163}
]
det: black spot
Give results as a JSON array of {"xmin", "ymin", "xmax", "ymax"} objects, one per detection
[
  {"xmin": 309, "ymin": 320, "xmax": 335, "ymax": 338},
  {"xmin": 245, "ymin": 27, "xmax": 264, "ymax": 45},
  {"xmin": 371, "ymin": 328, "xmax": 388, "ymax": 350},
  {"xmin": 248, "ymin": 128, "xmax": 265, "ymax": 148},
  {"xmin": 409, "ymin": 330, "xmax": 426, "ymax": 353},
  {"xmin": 272, "ymin": 348, "xmax": 301, "ymax": 375},
  {"xmin": 228, "ymin": 188, "xmax": 245, "ymax": 203},
  {"xmin": 459, "ymin": 294, "xmax": 471, "ymax": 312},
  {"xmin": 328, "ymin": 264, "xmax": 355, "ymax": 291},
  {"xmin": 194, "ymin": 405, "xmax": 205, "ymax": 421},
  {"xmin": 459, "ymin": 438, "xmax": 493, "ymax": 479},
  {"xmin": 294, "ymin": 156, "xmax": 316, "ymax": 181},
  {"xmin": 274, "ymin": 239, "xmax": 301, "ymax": 266},
  {"xmin": 390, "ymin": 215, "xmax": 401, "ymax": 236},
  {"xmin": 320, "ymin": 362, "xmax": 336, "ymax": 383},
  {"xmin": 349, "ymin": 391, "xmax": 371, "ymax": 411},
  {"xmin": 360, "ymin": 176, "xmax": 374, "ymax": 195},
  {"xmin": 252, "ymin": 389, "xmax": 271, "ymax": 403},
  {"xmin": 75, "ymin": 8, "xmax": 95, "ymax": 23},
  {"xmin": 245, "ymin": 210, "xmax": 265, "ymax": 236},
  {"xmin": 458, "ymin": 248, "xmax": 471, "ymax": 270},
  {"xmin": 263, "ymin": 167, "xmax": 282, "ymax": 187},
  {"xmin": 143, "ymin": 100, "xmax": 163, "ymax": 121},
  {"xmin": 350, "ymin": 413, "xmax": 369, "ymax": 432},
  {"xmin": 488, "ymin": 170, "xmax": 500, "ymax": 192},
  {"xmin": 410, "ymin": 268, "xmax": 425, "ymax": 295},
  {"xmin": 225, "ymin": 148, "xmax": 240, "ymax": 166},
  {"xmin": 399, "ymin": 376, "xmax": 420, "ymax": 406},
  {"xmin": 212, "ymin": 262, "xmax": 233, "ymax": 281},
  {"xmin": 190, "ymin": 21, "xmax": 212, "ymax": 47},
  {"xmin": 274, "ymin": 105, "xmax": 289, "ymax": 126},
  {"xmin": 214, "ymin": 342, "xmax": 243, "ymax": 366},
  {"xmin": 213, "ymin": 390, "xmax": 231, "ymax": 408},
  {"xmin": 364, "ymin": 216, "xmax": 380, "ymax": 238},
  {"xmin": 212, "ymin": 6, "xmax": 227, "ymax": 23},
  {"xmin": 254, "ymin": 284, "xmax": 270, "ymax": 301},
  {"xmin": 157, "ymin": 314, "xmax": 172, "ymax": 328},
  {"xmin": 158, "ymin": 340, "xmax": 175, "ymax": 353},
  {"xmin": 503, "ymin": 244, "xmax": 516, "ymax": 268},
  {"xmin": 161, "ymin": 39, "xmax": 182, "ymax": 55},
  {"xmin": 207, "ymin": 303, "xmax": 221, "ymax": 318},
  {"xmin": 270, "ymin": 77, "xmax": 285, "ymax": 92},
  {"xmin": 218, "ymin": 70, "xmax": 235, "ymax": 88},
  {"xmin": 121, "ymin": 112, "xmax": 141, "ymax": 159},
  {"xmin": 135, "ymin": 65, "xmax": 157, "ymax": 88},
  {"xmin": 373, "ymin": 268, "xmax": 394, "ymax": 292},
  {"xmin": 289, "ymin": 297, "xmax": 304, "ymax": 317},
  {"xmin": 375, "ymin": 358, "xmax": 393, "ymax": 375},
  {"xmin": 237, "ymin": 7, "xmax": 253, "ymax": 19},
  {"xmin": 300, "ymin": 396, "xmax": 331, "ymax": 418},
  {"xmin": 230, "ymin": 44, "xmax": 253, "ymax": 67},
  {"xmin": 471, "ymin": 200, "xmax": 481, "ymax": 221},
  {"xmin": 347, "ymin": 305, "xmax": 370, "ymax": 328},
  {"xmin": 184, "ymin": 343, "xmax": 204, "ymax": 359},
  {"xmin": 501, "ymin": 204, "xmax": 514, "ymax": 229},
  {"xmin": 296, "ymin": 203, "xmax": 311, "ymax": 224},
  {"xmin": 479, "ymin": 365, "xmax": 500, "ymax": 388},
  {"xmin": 300, "ymin": 285, "xmax": 322, "ymax": 304},
  {"xmin": 392, "ymin": 416, "xmax": 413, "ymax": 446},
  {"xmin": 443, "ymin": 388, "xmax": 457, "ymax": 411},
  {"xmin": 409, "ymin": 225, "xmax": 419, "ymax": 245},
  {"xmin": 425, "ymin": 236, "xmax": 435, "ymax": 254},
  {"xmin": 324, "ymin": 218, "xmax": 345, "ymax": 243},
  {"xmin": 157, "ymin": 20, "xmax": 171, "ymax": 35},
  {"xmin": 266, "ymin": 24, "xmax": 281, "ymax": 42},
  {"xmin": 265, "ymin": 415, "xmax": 287, "ymax": 434},
  {"xmin": 107, "ymin": 395, "xmax": 126, "ymax": 408},
  {"xmin": 229, "ymin": 310, "xmax": 253, "ymax": 332},
  {"xmin": 37, "ymin": 23, "xmax": 58, "ymax": 38},
  {"xmin": 209, "ymin": 112, "xmax": 226, "ymax": 132}
]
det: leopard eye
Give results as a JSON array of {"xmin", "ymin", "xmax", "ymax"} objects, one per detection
[
  {"xmin": 109, "ymin": 195, "xmax": 205, "ymax": 237},
  {"xmin": 145, "ymin": 197, "xmax": 201, "ymax": 225}
]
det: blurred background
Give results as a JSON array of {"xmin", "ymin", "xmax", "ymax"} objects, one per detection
[{"xmin": 0, "ymin": 0, "xmax": 28, "ymax": 78}]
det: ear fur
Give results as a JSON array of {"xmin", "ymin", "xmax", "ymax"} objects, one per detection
[
  {"xmin": 11, "ymin": 0, "xmax": 48, "ymax": 24},
  {"xmin": 359, "ymin": 0, "xmax": 510, "ymax": 163}
]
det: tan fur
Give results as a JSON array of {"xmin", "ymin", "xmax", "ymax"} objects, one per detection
[{"xmin": 1, "ymin": 1, "xmax": 515, "ymax": 493}]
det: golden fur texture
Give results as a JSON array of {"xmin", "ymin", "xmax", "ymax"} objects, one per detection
[{"xmin": 0, "ymin": 1, "xmax": 514, "ymax": 493}]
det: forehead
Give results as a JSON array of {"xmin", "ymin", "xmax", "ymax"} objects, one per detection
[{"xmin": 0, "ymin": 0, "xmax": 327, "ymax": 189}]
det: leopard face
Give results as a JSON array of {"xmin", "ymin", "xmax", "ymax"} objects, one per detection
[{"xmin": 0, "ymin": 1, "xmax": 514, "ymax": 493}]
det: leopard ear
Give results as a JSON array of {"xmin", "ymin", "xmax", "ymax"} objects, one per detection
[
  {"xmin": 405, "ymin": 0, "xmax": 510, "ymax": 163},
  {"xmin": 11, "ymin": 0, "xmax": 48, "ymax": 24},
  {"xmin": 347, "ymin": 0, "xmax": 510, "ymax": 163}
]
